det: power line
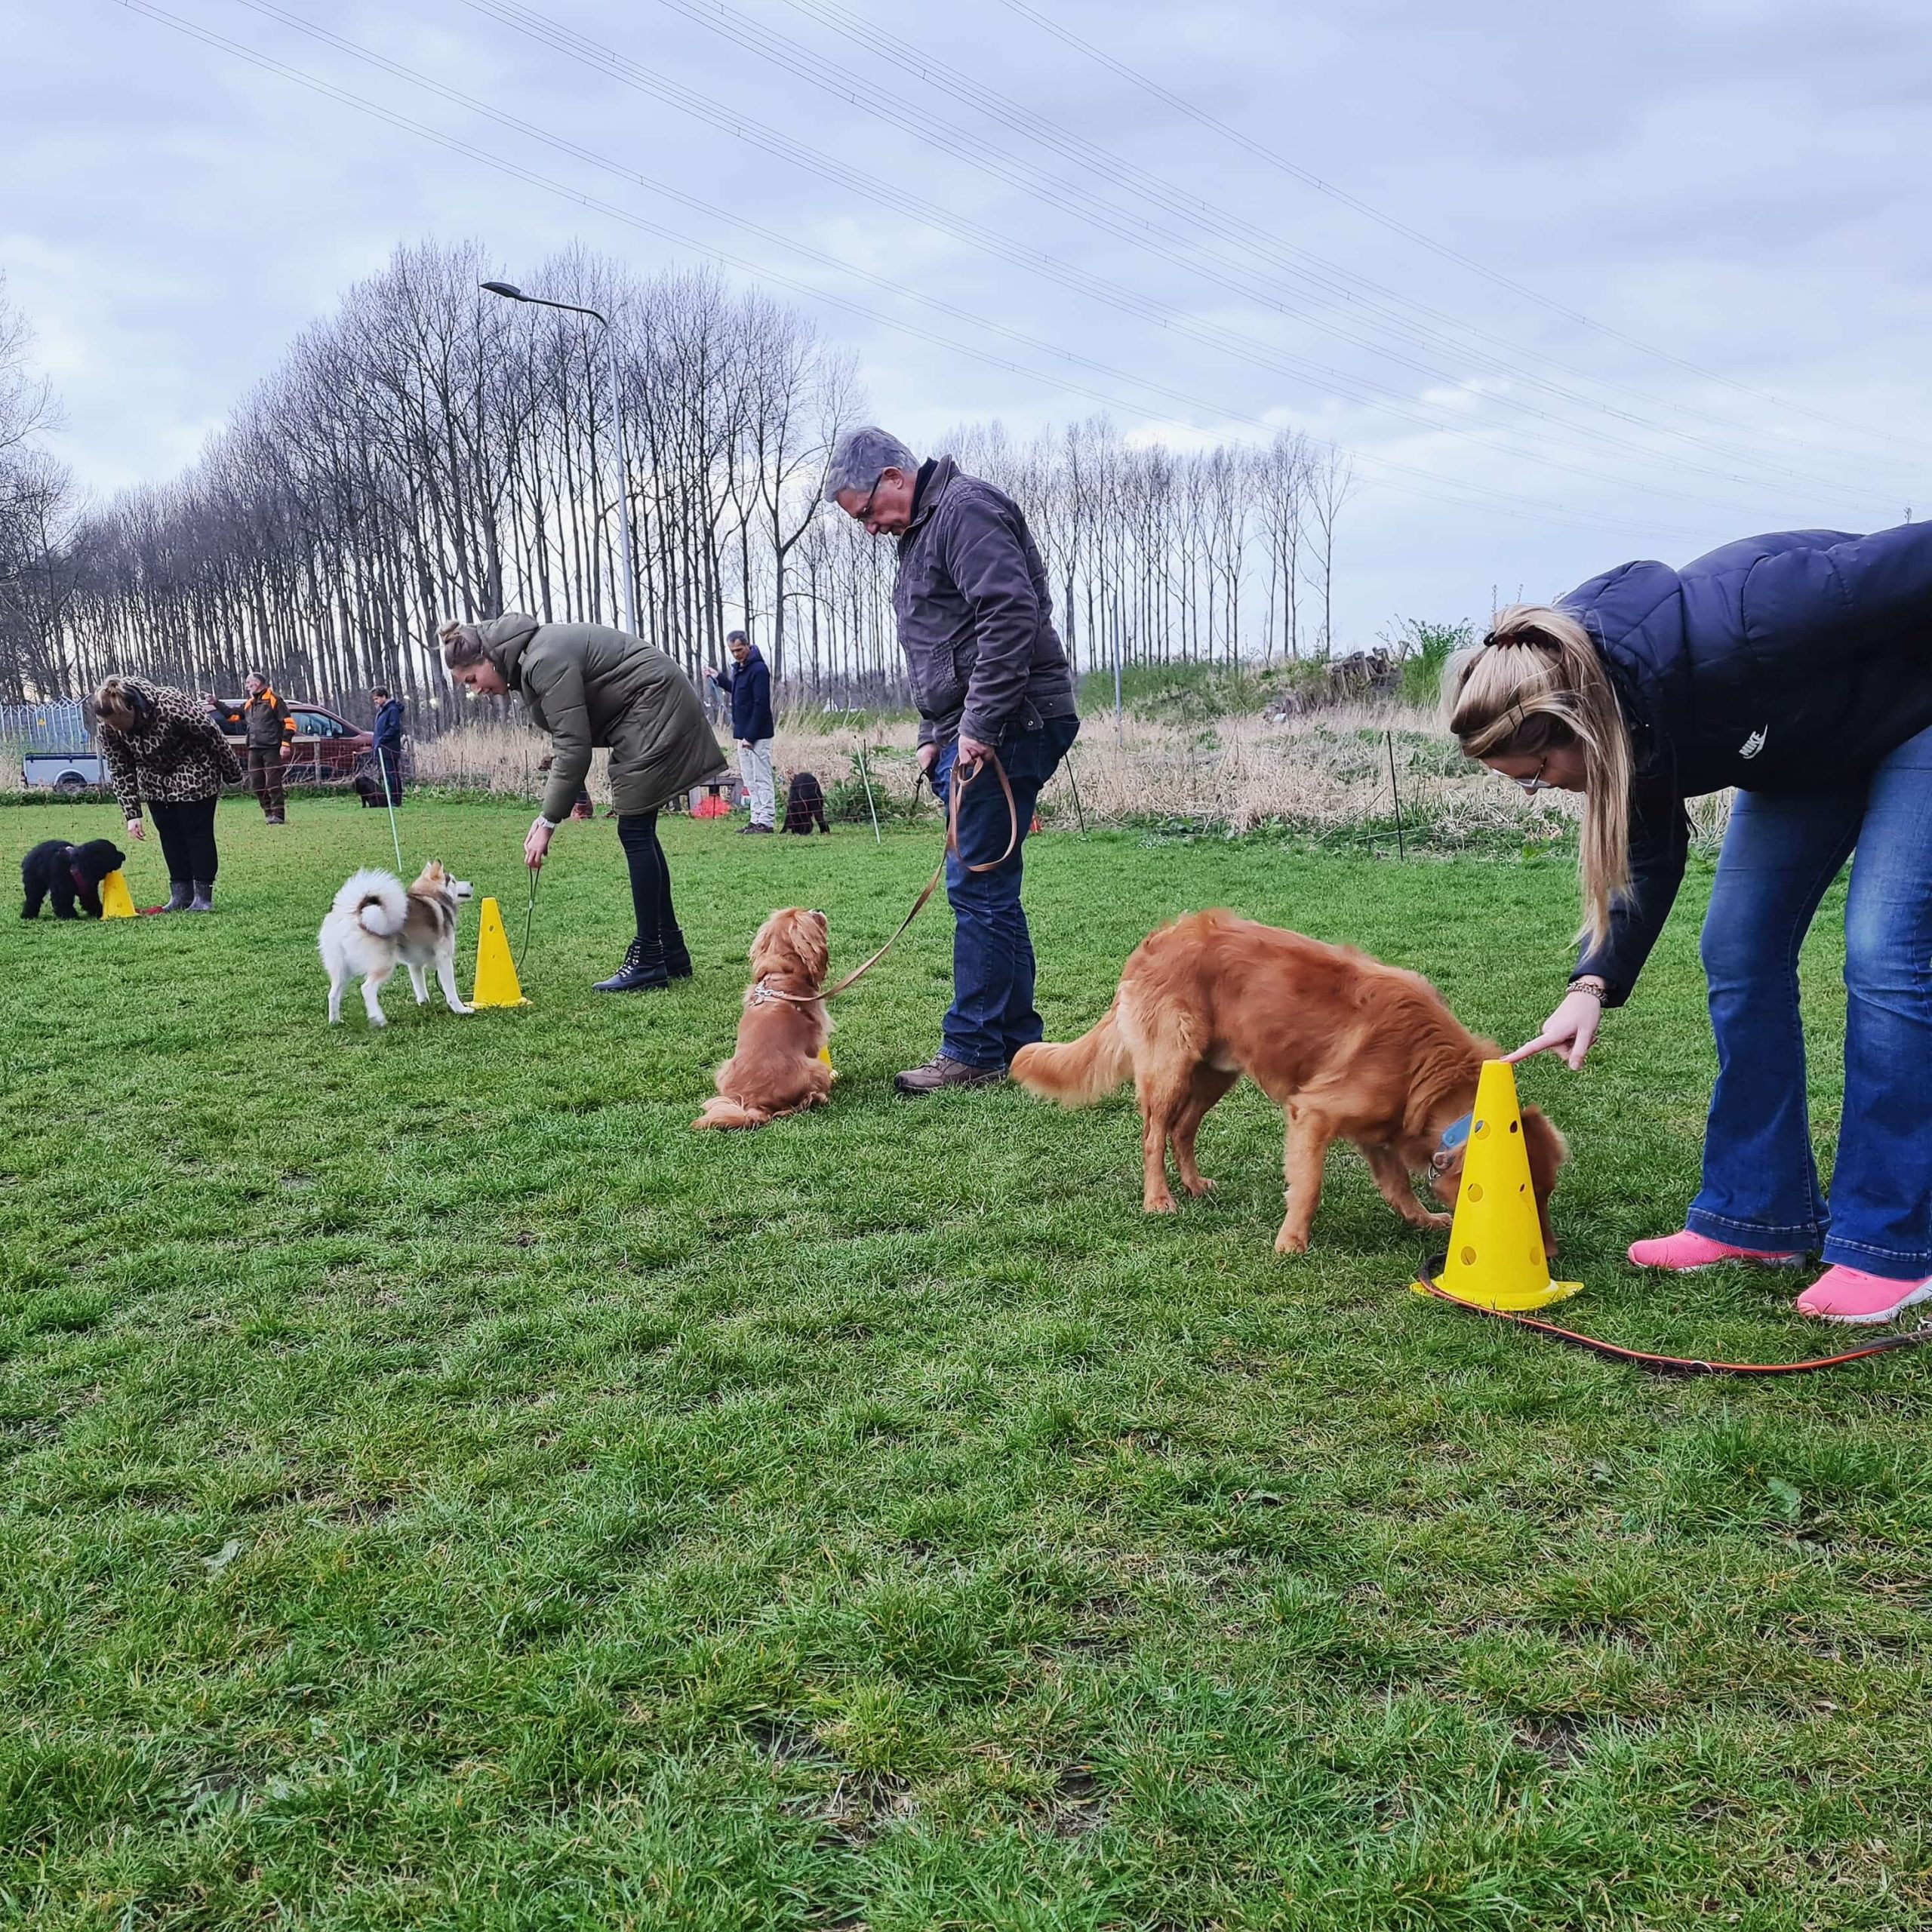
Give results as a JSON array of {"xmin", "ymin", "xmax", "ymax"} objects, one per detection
[
  {"xmin": 434, "ymin": 0, "xmax": 1859, "ymax": 515},
  {"xmin": 987, "ymin": 0, "xmax": 1929, "ymax": 460},
  {"xmin": 660, "ymin": 0, "xmax": 1916, "ymax": 502},
  {"xmin": 767, "ymin": 0, "xmax": 1909, "ymax": 497},
  {"xmin": 109, "ymin": 0, "xmax": 1712, "ymax": 544}
]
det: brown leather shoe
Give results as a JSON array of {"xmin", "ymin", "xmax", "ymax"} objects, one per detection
[{"xmin": 894, "ymin": 1054, "xmax": 1005, "ymax": 1095}]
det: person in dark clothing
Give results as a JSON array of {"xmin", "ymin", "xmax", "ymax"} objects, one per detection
[
  {"xmin": 705, "ymin": 629, "xmax": 777, "ymax": 832},
  {"xmin": 94, "ymin": 675, "xmax": 243, "ymax": 912},
  {"xmin": 1447, "ymin": 521, "xmax": 1932, "ymax": 1324},
  {"xmin": 235, "ymin": 671, "xmax": 297, "ymax": 823},
  {"xmin": 826, "ymin": 424, "xmax": 1079, "ymax": 1094},
  {"xmin": 370, "ymin": 687, "xmax": 405, "ymax": 804},
  {"xmin": 441, "ymin": 616, "xmax": 729, "ymax": 992}
]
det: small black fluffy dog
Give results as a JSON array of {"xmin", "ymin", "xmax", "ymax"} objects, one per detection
[
  {"xmin": 22, "ymin": 837, "xmax": 128, "ymax": 919},
  {"xmin": 782, "ymin": 770, "xmax": 830, "ymax": 835}
]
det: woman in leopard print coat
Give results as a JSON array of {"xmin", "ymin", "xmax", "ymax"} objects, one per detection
[{"xmin": 94, "ymin": 676, "xmax": 243, "ymax": 912}]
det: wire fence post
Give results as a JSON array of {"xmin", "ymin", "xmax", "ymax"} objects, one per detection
[
  {"xmin": 856, "ymin": 742, "xmax": 882, "ymax": 844},
  {"xmin": 1063, "ymin": 753, "xmax": 1088, "ymax": 835},
  {"xmin": 377, "ymin": 750, "xmax": 405, "ymax": 872},
  {"xmin": 1385, "ymin": 728, "xmax": 1407, "ymax": 862}
]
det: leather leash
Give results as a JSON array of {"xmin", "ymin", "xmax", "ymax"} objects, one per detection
[
  {"xmin": 1414, "ymin": 1258, "xmax": 1932, "ymax": 1377},
  {"xmin": 752, "ymin": 751, "xmax": 1018, "ymax": 1009}
]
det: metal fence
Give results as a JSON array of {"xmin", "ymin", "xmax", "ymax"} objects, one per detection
[{"xmin": 0, "ymin": 700, "xmax": 89, "ymax": 751}]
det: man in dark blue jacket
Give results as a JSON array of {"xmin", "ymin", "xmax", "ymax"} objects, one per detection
[
  {"xmin": 826, "ymin": 425, "xmax": 1080, "ymax": 1094},
  {"xmin": 706, "ymin": 630, "xmax": 775, "ymax": 834},
  {"xmin": 370, "ymin": 686, "xmax": 405, "ymax": 805},
  {"xmin": 1447, "ymin": 519, "xmax": 1932, "ymax": 1324}
]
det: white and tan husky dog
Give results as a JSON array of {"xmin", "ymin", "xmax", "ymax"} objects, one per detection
[{"xmin": 320, "ymin": 860, "xmax": 474, "ymax": 1026}]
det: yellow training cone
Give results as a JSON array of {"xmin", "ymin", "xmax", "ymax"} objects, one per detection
[
  {"xmin": 818, "ymin": 1044, "xmax": 838, "ymax": 1082},
  {"xmin": 470, "ymin": 896, "xmax": 528, "ymax": 1008},
  {"xmin": 1412, "ymin": 1059, "xmax": 1582, "ymax": 1311},
  {"xmin": 99, "ymin": 870, "xmax": 137, "ymax": 919}
]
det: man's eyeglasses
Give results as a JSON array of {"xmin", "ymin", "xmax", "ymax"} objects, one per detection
[{"xmin": 851, "ymin": 471, "xmax": 887, "ymax": 521}]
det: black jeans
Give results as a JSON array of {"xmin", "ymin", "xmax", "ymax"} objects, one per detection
[
  {"xmin": 149, "ymin": 796, "xmax": 220, "ymax": 884},
  {"xmin": 373, "ymin": 744, "xmax": 404, "ymax": 804},
  {"xmin": 617, "ymin": 811, "xmax": 682, "ymax": 958}
]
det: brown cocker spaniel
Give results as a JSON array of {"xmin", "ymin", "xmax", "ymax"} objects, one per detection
[{"xmin": 693, "ymin": 907, "xmax": 835, "ymax": 1131}]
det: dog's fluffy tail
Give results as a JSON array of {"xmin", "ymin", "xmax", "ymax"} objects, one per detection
[
  {"xmin": 1010, "ymin": 1001, "xmax": 1132, "ymax": 1106},
  {"xmin": 333, "ymin": 869, "xmax": 408, "ymax": 937}
]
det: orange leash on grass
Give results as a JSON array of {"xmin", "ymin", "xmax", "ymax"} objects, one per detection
[{"xmin": 1414, "ymin": 1258, "xmax": 1932, "ymax": 1377}]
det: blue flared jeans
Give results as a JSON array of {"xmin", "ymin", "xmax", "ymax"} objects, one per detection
[
  {"xmin": 1684, "ymin": 721, "xmax": 1932, "ymax": 1281},
  {"xmin": 932, "ymin": 715, "xmax": 1080, "ymax": 1069}
]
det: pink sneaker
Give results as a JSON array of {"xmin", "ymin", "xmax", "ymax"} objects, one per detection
[
  {"xmin": 1795, "ymin": 1266, "xmax": 1932, "ymax": 1326},
  {"xmin": 1627, "ymin": 1229, "xmax": 1805, "ymax": 1272}
]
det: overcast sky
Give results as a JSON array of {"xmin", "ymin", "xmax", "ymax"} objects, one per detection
[{"xmin": 7, "ymin": 0, "xmax": 1928, "ymax": 643}]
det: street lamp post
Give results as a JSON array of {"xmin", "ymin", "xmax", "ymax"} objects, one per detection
[{"xmin": 481, "ymin": 280, "xmax": 638, "ymax": 638}]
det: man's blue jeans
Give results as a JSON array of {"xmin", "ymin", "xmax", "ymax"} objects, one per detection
[
  {"xmin": 1686, "ymin": 720, "xmax": 1932, "ymax": 1281},
  {"xmin": 932, "ymin": 715, "xmax": 1080, "ymax": 1069}
]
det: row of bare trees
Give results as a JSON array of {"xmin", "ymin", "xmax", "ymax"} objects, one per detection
[
  {"xmin": 0, "ymin": 277, "xmax": 75, "ymax": 702},
  {"xmin": 4, "ymin": 242, "xmax": 1355, "ymax": 718}
]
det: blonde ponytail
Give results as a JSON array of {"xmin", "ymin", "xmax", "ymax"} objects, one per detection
[{"xmin": 1444, "ymin": 605, "xmax": 1633, "ymax": 949}]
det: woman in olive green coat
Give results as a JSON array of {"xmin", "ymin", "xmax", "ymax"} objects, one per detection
[{"xmin": 442, "ymin": 615, "xmax": 728, "ymax": 991}]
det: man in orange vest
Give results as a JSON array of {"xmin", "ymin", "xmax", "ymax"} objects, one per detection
[{"xmin": 238, "ymin": 671, "xmax": 297, "ymax": 824}]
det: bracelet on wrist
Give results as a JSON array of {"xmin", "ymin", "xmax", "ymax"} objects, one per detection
[{"xmin": 1570, "ymin": 978, "xmax": 1607, "ymax": 1001}]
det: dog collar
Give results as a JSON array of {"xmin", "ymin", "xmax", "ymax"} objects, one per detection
[{"xmin": 1437, "ymin": 1111, "xmax": 1472, "ymax": 1153}]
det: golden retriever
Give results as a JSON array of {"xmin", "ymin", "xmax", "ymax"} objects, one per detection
[
  {"xmin": 694, "ymin": 907, "xmax": 835, "ymax": 1131},
  {"xmin": 1010, "ymin": 911, "xmax": 1566, "ymax": 1255}
]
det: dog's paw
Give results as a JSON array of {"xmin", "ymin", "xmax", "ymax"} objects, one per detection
[
  {"xmin": 1180, "ymin": 1174, "xmax": 1216, "ymax": 1197},
  {"xmin": 1273, "ymin": 1226, "xmax": 1310, "ymax": 1255},
  {"xmin": 368, "ymin": 1015, "xmax": 387, "ymax": 1029},
  {"xmin": 1143, "ymin": 1192, "xmax": 1179, "ymax": 1215},
  {"xmin": 448, "ymin": 1002, "xmax": 474, "ymax": 1016}
]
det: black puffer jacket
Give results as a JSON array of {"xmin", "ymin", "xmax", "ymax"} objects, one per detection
[{"xmin": 1561, "ymin": 520, "xmax": 1932, "ymax": 1001}]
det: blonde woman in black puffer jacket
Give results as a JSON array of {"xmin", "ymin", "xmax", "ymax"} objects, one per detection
[{"xmin": 94, "ymin": 676, "xmax": 243, "ymax": 912}]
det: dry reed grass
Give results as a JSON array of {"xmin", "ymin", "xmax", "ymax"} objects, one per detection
[{"xmin": 408, "ymin": 703, "xmax": 1737, "ymax": 851}]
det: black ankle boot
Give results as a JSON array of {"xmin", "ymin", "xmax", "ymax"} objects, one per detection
[
  {"xmin": 663, "ymin": 928, "xmax": 693, "ymax": 980},
  {"xmin": 593, "ymin": 938, "xmax": 669, "ymax": 992}
]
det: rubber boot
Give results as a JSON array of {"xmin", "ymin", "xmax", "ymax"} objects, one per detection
[
  {"xmin": 593, "ymin": 937, "xmax": 669, "ymax": 992},
  {"xmin": 159, "ymin": 880, "xmax": 193, "ymax": 913},
  {"xmin": 187, "ymin": 881, "xmax": 215, "ymax": 913}
]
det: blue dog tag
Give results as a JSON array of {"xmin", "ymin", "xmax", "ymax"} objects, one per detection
[{"xmin": 1438, "ymin": 1112, "xmax": 1472, "ymax": 1153}]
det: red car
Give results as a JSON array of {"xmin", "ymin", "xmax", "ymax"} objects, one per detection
[{"xmin": 209, "ymin": 698, "xmax": 380, "ymax": 783}]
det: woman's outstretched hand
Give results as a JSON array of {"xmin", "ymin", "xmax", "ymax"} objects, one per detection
[
  {"xmin": 1505, "ymin": 986, "xmax": 1604, "ymax": 1070},
  {"xmin": 524, "ymin": 817, "xmax": 554, "ymax": 872}
]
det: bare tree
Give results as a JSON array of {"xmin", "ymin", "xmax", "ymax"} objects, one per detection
[
  {"xmin": 23, "ymin": 247, "xmax": 1357, "ymax": 720},
  {"xmin": 1300, "ymin": 441, "xmax": 1355, "ymax": 658}
]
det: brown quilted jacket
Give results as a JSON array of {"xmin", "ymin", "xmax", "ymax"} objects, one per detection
[{"xmin": 99, "ymin": 680, "xmax": 244, "ymax": 821}]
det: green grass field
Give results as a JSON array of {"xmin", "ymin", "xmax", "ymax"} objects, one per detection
[{"xmin": 4, "ymin": 797, "xmax": 1927, "ymax": 1931}]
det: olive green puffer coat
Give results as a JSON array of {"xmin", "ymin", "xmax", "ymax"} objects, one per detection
[{"xmin": 477, "ymin": 616, "xmax": 730, "ymax": 822}]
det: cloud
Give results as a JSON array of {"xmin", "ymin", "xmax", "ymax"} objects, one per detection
[{"xmin": 5, "ymin": 0, "xmax": 1926, "ymax": 632}]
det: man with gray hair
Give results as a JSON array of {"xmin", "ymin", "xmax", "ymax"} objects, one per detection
[{"xmin": 826, "ymin": 424, "xmax": 1079, "ymax": 1094}]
